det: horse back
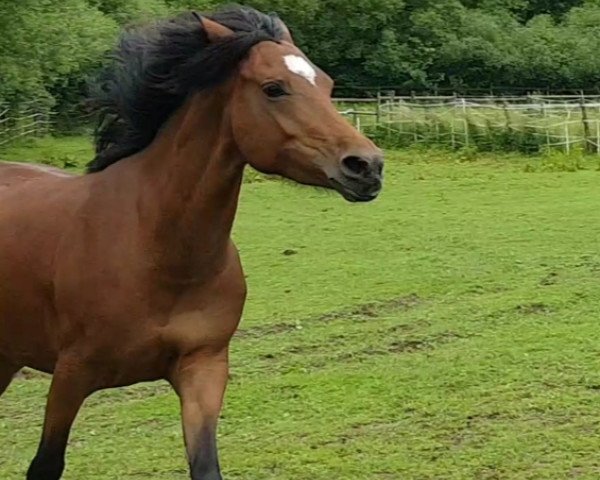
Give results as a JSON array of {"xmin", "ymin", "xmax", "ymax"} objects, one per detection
[{"xmin": 0, "ymin": 161, "xmax": 74, "ymax": 190}]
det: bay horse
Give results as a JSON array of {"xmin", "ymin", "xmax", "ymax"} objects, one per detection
[{"xmin": 0, "ymin": 7, "xmax": 383, "ymax": 480}]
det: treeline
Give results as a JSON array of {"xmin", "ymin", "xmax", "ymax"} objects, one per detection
[{"xmin": 2, "ymin": 0, "xmax": 600, "ymax": 121}]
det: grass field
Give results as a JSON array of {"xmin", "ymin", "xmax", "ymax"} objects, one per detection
[{"xmin": 1, "ymin": 138, "xmax": 600, "ymax": 479}]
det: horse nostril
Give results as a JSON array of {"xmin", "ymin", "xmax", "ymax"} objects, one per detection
[{"xmin": 342, "ymin": 156, "xmax": 370, "ymax": 177}]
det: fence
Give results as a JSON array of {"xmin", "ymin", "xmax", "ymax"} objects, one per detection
[
  {"xmin": 335, "ymin": 94, "xmax": 600, "ymax": 154},
  {"xmin": 0, "ymin": 106, "xmax": 54, "ymax": 147},
  {"xmin": 4, "ymin": 95, "xmax": 600, "ymax": 155}
]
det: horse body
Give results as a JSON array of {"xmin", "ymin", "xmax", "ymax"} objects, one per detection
[
  {"xmin": 0, "ymin": 8, "xmax": 383, "ymax": 480},
  {"xmin": 0, "ymin": 168, "xmax": 80, "ymax": 372},
  {"xmin": 0, "ymin": 100, "xmax": 245, "ymax": 384},
  {"xmin": 0, "ymin": 161, "xmax": 71, "ymax": 187}
]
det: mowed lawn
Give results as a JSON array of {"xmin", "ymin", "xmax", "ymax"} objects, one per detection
[{"xmin": 1, "ymin": 140, "xmax": 600, "ymax": 479}]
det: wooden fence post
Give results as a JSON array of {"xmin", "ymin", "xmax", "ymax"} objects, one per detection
[
  {"xmin": 580, "ymin": 91, "xmax": 593, "ymax": 154},
  {"xmin": 461, "ymin": 98, "xmax": 469, "ymax": 148},
  {"xmin": 596, "ymin": 120, "xmax": 600, "ymax": 155},
  {"xmin": 541, "ymin": 101, "xmax": 550, "ymax": 151}
]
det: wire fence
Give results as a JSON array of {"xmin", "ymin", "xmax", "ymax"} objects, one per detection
[
  {"xmin": 0, "ymin": 105, "xmax": 54, "ymax": 147},
  {"xmin": 335, "ymin": 94, "xmax": 600, "ymax": 154},
  {"xmin": 4, "ymin": 95, "xmax": 600, "ymax": 155}
]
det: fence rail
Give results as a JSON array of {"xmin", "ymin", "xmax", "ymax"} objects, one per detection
[
  {"xmin": 3, "ymin": 96, "xmax": 600, "ymax": 155},
  {"xmin": 334, "ymin": 95, "xmax": 600, "ymax": 154},
  {"xmin": 0, "ymin": 106, "xmax": 54, "ymax": 147}
]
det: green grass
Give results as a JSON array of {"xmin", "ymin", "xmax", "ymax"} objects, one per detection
[
  {"xmin": 2, "ymin": 140, "xmax": 600, "ymax": 479},
  {"xmin": 0, "ymin": 135, "xmax": 93, "ymax": 171}
]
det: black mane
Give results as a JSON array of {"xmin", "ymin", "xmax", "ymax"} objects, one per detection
[{"xmin": 87, "ymin": 7, "xmax": 285, "ymax": 173}]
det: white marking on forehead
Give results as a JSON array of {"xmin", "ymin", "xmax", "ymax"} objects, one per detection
[{"xmin": 283, "ymin": 55, "xmax": 317, "ymax": 86}]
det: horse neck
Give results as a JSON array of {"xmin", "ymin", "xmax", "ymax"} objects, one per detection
[{"xmin": 137, "ymin": 87, "xmax": 245, "ymax": 278}]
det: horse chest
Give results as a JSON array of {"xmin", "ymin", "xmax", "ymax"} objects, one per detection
[
  {"xmin": 160, "ymin": 268, "xmax": 247, "ymax": 355},
  {"xmin": 162, "ymin": 295, "xmax": 245, "ymax": 354},
  {"xmin": 160, "ymin": 246, "xmax": 247, "ymax": 354}
]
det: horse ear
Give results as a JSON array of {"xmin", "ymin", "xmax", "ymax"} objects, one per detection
[
  {"xmin": 193, "ymin": 13, "xmax": 234, "ymax": 42},
  {"xmin": 276, "ymin": 18, "xmax": 294, "ymax": 44}
]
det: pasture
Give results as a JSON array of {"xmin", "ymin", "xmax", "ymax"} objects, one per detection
[{"xmin": 1, "ymin": 139, "xmax": 600, "ymax": 479}]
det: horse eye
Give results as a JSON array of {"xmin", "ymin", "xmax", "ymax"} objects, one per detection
[{"xmin": 262, "ymin": 83, "xmax": 287, "ymax": 98}]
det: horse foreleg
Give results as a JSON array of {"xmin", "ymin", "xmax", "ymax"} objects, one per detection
[
  {"xmin": 0, "ymin": 355, "xmax": 21, "ymax": 396},
  {"xmin": 171, "ymin": 349, "xmax": 229, "ymax": 480},
  {"xmin": 27, "ymin": 357, "xmax": 94, "ymax": 480}
]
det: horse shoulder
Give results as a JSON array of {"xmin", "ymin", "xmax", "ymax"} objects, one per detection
[{"xmin": 161, "ymin": 243, "xmax": 247, "ymax": 354}]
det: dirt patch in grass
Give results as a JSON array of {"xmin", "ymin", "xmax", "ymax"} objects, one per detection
[
  {"xmin": 334, "ymin": 331, "xmax": 468, "ymax": 363},
  {"xmin": 319, "ymin": 293, "xmax": 422, "ymax": 321},
  {"xmin": 237, "ymin": 294, "xmax": 422, "ymax": 339},
  {"xmin": 539, "ymin": 272, "xmax": 559, "ymax": 286},
  {"xmin": 515, "ymin": 302, "xmax": 552, "ymax": 315}
]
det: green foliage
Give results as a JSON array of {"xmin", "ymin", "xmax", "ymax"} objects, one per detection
[
  {"xmin": 0, "ymin": 136, "xmax": 94, "ymax": 171},
  {"xmin": 89, "ymin": 0, "xmax": 171, "ymax": 23},
  {"xmin": 4, "ymin": 0, "xmax": 600, "ymax": 133},
  {"xmin": 0, "ymin": 1, "xmax": 117, "ymax": 110}
]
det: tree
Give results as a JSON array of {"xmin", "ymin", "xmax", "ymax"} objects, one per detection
[
  {"xmin": 0, "ymin": 0, "xmax": 117, "ymax": 111},
  {"xmin": 3, "ymin": 0, "xmax": 600, "ymax": 127}
]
